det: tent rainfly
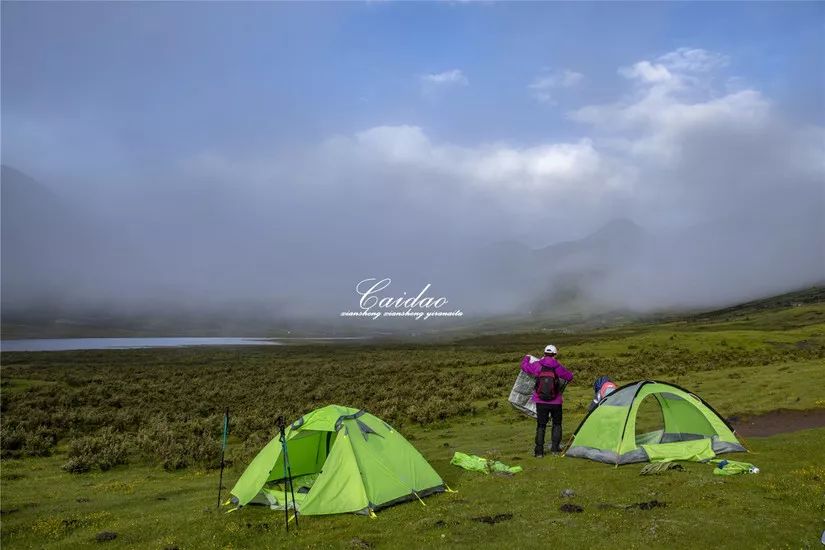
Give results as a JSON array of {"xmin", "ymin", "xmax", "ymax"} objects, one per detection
[
  {"xmin": 566, "ymin": 380, "xmax": 747, "ymax": 464},
  {"xmin": 229, "ymin": 405, "xmax": 445, "ymax": 516}
]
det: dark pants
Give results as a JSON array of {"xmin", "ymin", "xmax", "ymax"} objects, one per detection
[{"xmin": 535, "ymin": 403, "xmax": 563, "ymax": 454}]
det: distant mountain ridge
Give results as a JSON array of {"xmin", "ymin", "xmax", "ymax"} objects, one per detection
[
  {"xmin": 465, "ymin": 218, "xmax": 650, "ymax": 316},
  {"xmin": 1, "ymin": 165, "xmax": 89, "ymax": 311},
  {"xmin": 691, "ymin": 285, "xmax": 825, "ymax": 322},
  {"xmin": 534, "ymin": 218, "xmax": 646, "ymax": 257}
]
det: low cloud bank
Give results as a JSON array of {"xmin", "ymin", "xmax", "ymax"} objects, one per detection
[{"xmin": 2, "ymin": 48, "xmax": 823, "ymax": 326}]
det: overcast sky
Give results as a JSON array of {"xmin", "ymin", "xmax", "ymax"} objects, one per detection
[{"xmin": 2, "ymin": 2, "xmax": 823, "ymax": 321}]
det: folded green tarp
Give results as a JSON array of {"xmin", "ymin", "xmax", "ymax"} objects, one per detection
[
  {"xmin": 710, "ymin": 459, "xmax": 759, "ymax": 476},
  {"xmin": 450, "ymin": 452, "xmax": 523, "ymax": 475}
]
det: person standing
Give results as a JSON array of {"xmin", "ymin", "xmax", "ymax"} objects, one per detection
[{"xmin": 520, "ymin": 345, "xmax": 574, "ymax": 457}]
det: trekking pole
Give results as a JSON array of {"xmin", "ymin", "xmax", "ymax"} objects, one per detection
[
  {"xmin": 277, "ymin": 416, "xmax": 290, "ymax": 532},
  {"xmin": 284, "ymin": 431, "xmax": 299, "ymax": 529},
  {"xmin": 277, "ymin": 416, "xmax": 299, "ymax": 530},
  {"xmin": 217, "ymin": 408, "xmax": 229, "ymax": 508}
]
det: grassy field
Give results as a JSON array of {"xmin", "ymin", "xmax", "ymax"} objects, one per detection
[{"xmin": 1, "ymin": 294, "xmax": 824, "ymax": 548}]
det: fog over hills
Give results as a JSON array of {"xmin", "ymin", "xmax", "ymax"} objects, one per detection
[{"xmin": 2, "ymin": 164, "xmax": 822, "ymax": 335}]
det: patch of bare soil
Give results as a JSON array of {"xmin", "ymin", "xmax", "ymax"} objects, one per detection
[
  {"xmin": 728, "ymin": 408, "xmax": 825, "ymax": 437},
  {"xmin": 471, "ymin": 513, "xmax": 513, "ymax": 524}
]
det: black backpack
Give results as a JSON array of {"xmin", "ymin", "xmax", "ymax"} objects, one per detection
[{"xmin": 535, "ymin": 366, "xmax": 559, "ymax": 401}]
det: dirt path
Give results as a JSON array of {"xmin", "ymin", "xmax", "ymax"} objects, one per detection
[{"xmin": 728, "ymin": 408, "xmax": 825, "ymax": 437}]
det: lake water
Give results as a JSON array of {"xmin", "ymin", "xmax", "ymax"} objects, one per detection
[{"xmin": 0, "ymin": 337, "xmax": 285, "ymax": 352}]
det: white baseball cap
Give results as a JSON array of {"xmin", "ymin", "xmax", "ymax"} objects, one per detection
[{"xmin": 544, "ymin": 344, "xmax": 558, "ymax": 355}]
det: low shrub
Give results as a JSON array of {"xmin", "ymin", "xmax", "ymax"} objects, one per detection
[
  {"xmin": 23, "ymin": 427, "xmax": 57, "ymax": 458},
  {"xmin": 137, "ymin": 420, "xmax": 221, "ymax": 471},
  {"xmin": 62, "ymin": 427, "xmax": 129, "ymax": 473}
]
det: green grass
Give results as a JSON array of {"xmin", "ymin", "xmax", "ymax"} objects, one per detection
[
  {"xmin": 0, "ymin": 378, "xmax": 57, "ymax": 394},
  {"xmin": 2, "ymin": 298, "xmax": 825, "ymax": 548},
  {"xmin": 2, "ymin": 410, "xmax": 823, "ymax": 549}
]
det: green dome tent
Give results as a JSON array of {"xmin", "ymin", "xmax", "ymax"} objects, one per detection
[
  {"xmin": 229, "ymin": 405, "xmax": 445, "ymax": 516},
  {"xmin": 566, "ymin": 380, "xmax": 747, "ymax": 464}
]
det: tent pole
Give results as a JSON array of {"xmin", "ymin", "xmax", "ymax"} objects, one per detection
[
  {"xmin": 561, "ymin": 433, "xmax": 575, "ymax": 456},
  {"xmin": 734, "ymin": 430, "xmax": 754, "ymax": 453},
  {"xmin": 216, "ymin": 408, "xmax": 229, "ymax": 508}
]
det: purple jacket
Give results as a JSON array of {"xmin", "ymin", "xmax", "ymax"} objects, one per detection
[{"xmin": 520, "ymin": 355, "xmax": 574, "ymax": 405}]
